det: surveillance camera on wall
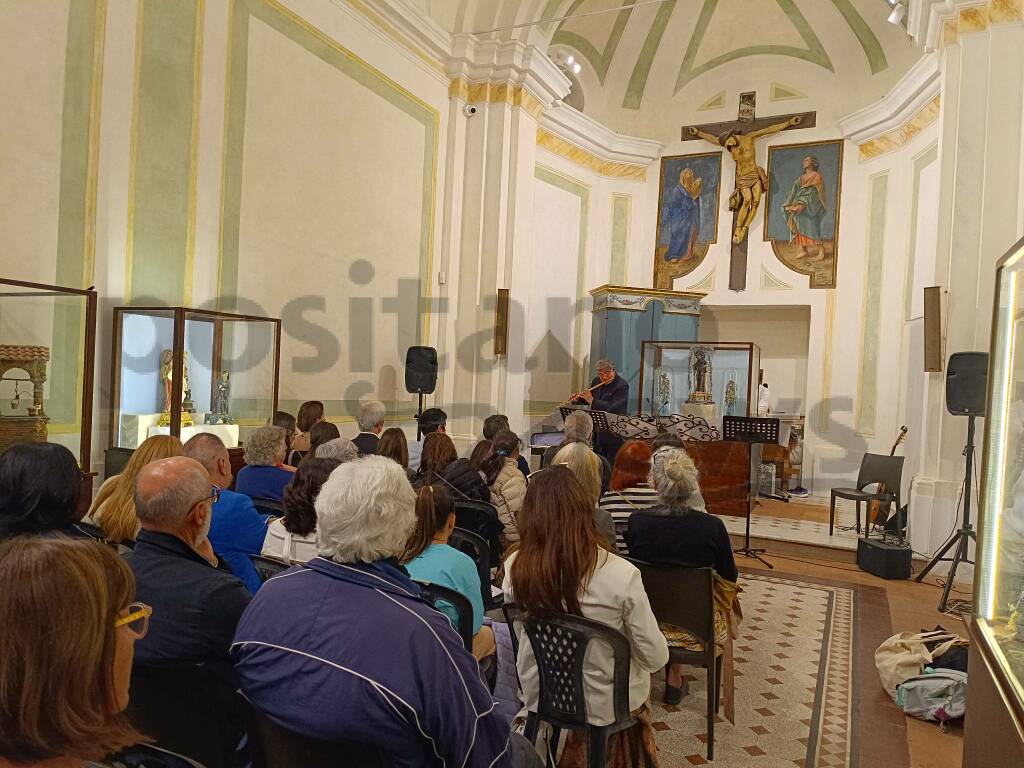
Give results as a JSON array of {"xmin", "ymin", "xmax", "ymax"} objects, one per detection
[{"xmin": 463, "ymin": 104, "xmax": 478, "ymax": 117}]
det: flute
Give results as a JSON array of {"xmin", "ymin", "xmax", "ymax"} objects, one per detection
[{"xmin": 563, "ymin": 381, "xmax": 604, "ymax": 405}]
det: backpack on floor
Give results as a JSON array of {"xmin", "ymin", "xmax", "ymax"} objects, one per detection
[{"xmin": 896, "ymin": 669, "xmax": 968, "ymax": 723}]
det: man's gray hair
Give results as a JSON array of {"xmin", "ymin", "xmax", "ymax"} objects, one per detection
[
  {"xmin": 182, "ymin": 432, "xmax": 227, "ymax": 473},
  {"xmin": 357, "ymin": 400, "xmax": 386, "ymax": 432},
  {"xmin": 650, "ymin": 447, "xmax": 700, "ymax": 502},
  {"xmin": 315, "ymin": 437, "xmax": 359, "ymax": 463},
  {"xmin": 244, "ymin": 425, "xmax": 286, "ymax": 466},
  {"xmin": 134, "ymin": 458, "xmax": 210, "ymax": 529},
  {"xmin": 316, "ymin": 455, "xmax": 416, "ymax": 563},
  {"xmin": 562, "ymin": 410, "xmax": 594, "ymax": 442},
  {"xmin": 596, "ymin": 359, "xmax": 615, "ymax": 372}
]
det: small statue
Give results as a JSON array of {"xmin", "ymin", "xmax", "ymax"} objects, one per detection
[
  {"xmin": 205, "ymin": 372, "xmax": 233, "ymax": 425},
  {"xmin": 657, "ymin": 371, "xmax": 671, "ymax": 416},
  {"xmin": 686, "ymin": 346, "xmax": 715, "ymax": 404},
  {"xmin": 157, "ymin": 349, "xmax": 193, "ymax": 427},
  {"xmin": 725, "ymin": 379, "xmax": 737, "ymax": 416}
]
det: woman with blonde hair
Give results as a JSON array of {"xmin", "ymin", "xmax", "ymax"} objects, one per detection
[
  {"xmin": 88, "ymin": 435, "xmax": 183, "ymax": 543},
  {"xmin": 552, "ymin": 441, "xmax": 618, "ymax": 551}
]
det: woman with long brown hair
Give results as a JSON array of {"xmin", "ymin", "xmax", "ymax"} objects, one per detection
[
  {"xmin": 412, "ymin": 432, "xmax": 489, "ymax": 502},
  {"xmin": 378, "ymin": 426, "xmax": 415, "ymax": 481},
  {"xmin": 287, "ymin": 400, "xmax": 324, "ymax": 464},
  {"xmin": 504, "ymin": 466, "xmax": 668, "ymax": 768}
]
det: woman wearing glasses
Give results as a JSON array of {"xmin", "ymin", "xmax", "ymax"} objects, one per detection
[{"xmin": 0, "ymin": 535, "xmax": 201, "ymax": 767}]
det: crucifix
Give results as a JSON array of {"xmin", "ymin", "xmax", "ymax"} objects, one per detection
[{"xmin": 682, "ymin": 93, "xmax": 815, "ymax": 291}]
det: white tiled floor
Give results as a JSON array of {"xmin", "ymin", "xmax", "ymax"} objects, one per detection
[{"xmin": 715, "ymin": 496, "xmax": 865, "ymax": 552}]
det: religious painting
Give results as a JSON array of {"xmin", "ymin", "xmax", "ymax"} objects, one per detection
[
  {"xmin": 738, "ymin": 91, "xmax": 756, "ymax": 123},
  {"xmin": 764, "ymin": 139, "xmax": 844, "ymax": 289},
  {"xmin": 653, "ymin": 152, "xmax": 722, "ymax": 289}
]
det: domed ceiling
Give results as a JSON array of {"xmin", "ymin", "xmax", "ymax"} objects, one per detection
[{"xmin": 425, "ymin": 0, "xmax": 921, "ymax": 140}]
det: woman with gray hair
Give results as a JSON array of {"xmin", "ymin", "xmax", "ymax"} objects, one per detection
[
  {"xmin": 235, "ymin": 425, "xmax": 297, "ymax": 501},
  {"xmin": 625, "ymin": 447, "xmax": 737, "ymax": 704},
  {"xmin": 314, "ymin": 437, "xmax": 360, "ymax": 463}
]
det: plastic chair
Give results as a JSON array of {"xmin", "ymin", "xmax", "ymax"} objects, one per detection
[
  {"xmin": 246, "ymin": 705, "xmax": 391, "ymax": 768},
  {"xmin": 504, "ymin": 605, "xmax": 649, "ymax": 768},
  {"xmin": 829, "ymin": 453, "xmax": 905, "ymax": 535},
  {"xmin": 448, "ymin": 527, "xmax": 503, "ymax": 610},
  {"xmin": 126, "ymin": 661, "xmax": 247, "ymax": 768},
  {"xmin": 413, "ymin": 579, "xmax": 475, "ymax": 652},
  {"xmin": 629, "ymin": 560, "xmax": 721, "ymax": 760},
  {"xmin": 249, "ymin": 553, "xmax": 289, "ymax": 583},
  {"xmin": 250, "ymin": 497, "xmax": 285, "ymax": 517},
  {"xmin": 453, "ymin": 499, "xmax": 504, "ymax": 567}
]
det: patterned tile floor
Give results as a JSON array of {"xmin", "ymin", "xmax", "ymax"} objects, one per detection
[
  {"xmin": 649, "ymin": 572, "xmax": 859, "ymax": 767},
  {"xmin": 715, "ymin": 497, "xmax": 865, "ymax": 552}
]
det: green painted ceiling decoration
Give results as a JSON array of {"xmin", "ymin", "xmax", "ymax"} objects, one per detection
[
  {"xmin": 697, "ymin": 90, "xmax": 726, "ymax": 111},
  {"xmin": 551, "ymin": 0, "xmax": 635, "ymax": 84},
  {"xmin": 771, "ymin": 82, "xmax": 807, "ymax": 101}
]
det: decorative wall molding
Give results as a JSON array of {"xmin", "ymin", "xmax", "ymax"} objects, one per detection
[
  {"xmin": 760, "ymin": 266, "xmax": 793, "ymax": 290},
  {"xmin": 444, "ymin": 35, "xmax": 570, "ymax": 110},
  {"xmin": 909, "ymin": 0, "xmax": 1021, "ymax": 51},
  {"xmin": 338, "ymin": 0, "xmax": 451, "ymax": 78},
  {"xmin": 839, "ymin": 52, "xmax": 940, "ymax": 147},
  {"xmin": 856, "ymin": 94, "xmax": 941, "ymax": 160},
  {"xmin": 448, "ymin": 78, "xmax": 546, "ymax": 119},
  {"xmin": 535, "ymin": 104, "xmax": 662, "ymax": 180},
  {"xmin": 590, "ymin": 285, "xmax": 704, "ymax": 315},
  {"xmin": 684, "ymin": 268, "xmax": 716, "ymax": 292}
]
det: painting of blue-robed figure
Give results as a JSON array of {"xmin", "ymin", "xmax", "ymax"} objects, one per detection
[
  {"xmin": 653, "ymin": 152, "xmax": 722, "ymax": 289},
  {"xmin": 764, "ymin": 140, "xmax": 844, "ymax": 289}
]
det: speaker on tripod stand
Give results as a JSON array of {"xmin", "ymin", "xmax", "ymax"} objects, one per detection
[
  {"xmin": 915, "ymin": 351, "xmax": 988, "ymax": 612},
  {"xmin": 405, "ymin": 347, "xmax": 437, "ymax": 440}
]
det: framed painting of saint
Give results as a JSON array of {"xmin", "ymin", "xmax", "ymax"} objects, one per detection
[
  {"xmin": 764, "ymin": 139, "xmax": 844, "ymax": 288},
  {"xmin": 653, "ymin": 152, "xmax": 722, "ymax": 289}
]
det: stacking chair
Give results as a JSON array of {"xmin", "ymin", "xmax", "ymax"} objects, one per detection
[
  {"xmin": 413, "ymin": 579, "xmax": 475, "ymax": 652},
  {"xmin": 453, "ymin": 499, "xmax": 504, "ymax": 567},
  {"xmin": 249, "ymin": 553, "xmax": 290, "ymax": 583},
  {"xmin": 246, "ymin": 705, "xmax": 391, "ymax": 768},
  {"xmin": 629, "ymin": 561, "xmax": 721, "ymax": 760},
  {"xmin": 448, "ymin": 527, "xmax": 503, "ymax": 610},
  {"xmin": 829, "ymin": 453, "xmax": 905, "ymax": 535},
  {"xmin": 503, "ymin": 605, "xmax": 651, "ymax": 768},
  {"xmin": 250, "ymin": 497, "xmax": 285, "ymax": 517}
]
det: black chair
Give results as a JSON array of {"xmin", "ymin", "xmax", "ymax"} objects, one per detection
[
  {"xmin": 448, "ymin": 527, "xmax": 502, "ymax": 610},
  {"xmin": 246, "ymin": 705, "xmax": 391, "ymax": 767},
  {"xmin": 250, "ymin": 497, "xmax": 285, "ymax": 517},
  {"xmin": 504, "ymin": 605, "xmax": 650, "ymax": 768},
  {"xmin": 453, "ymin": 499, "xmax": 504, "ymax": 568},
  {"xmin": 126, "ymin": 661, "xmax": 247, "ymax": 768},
  {"xmin": 249, "ymin": 553, "xmax": 290, "ymax": 583},
  {"xmin": 829, "ymin": 453, "xmax": 905, "ymax": 536},
  {"xmin": 629, "ymin": 560, "xmax": 720, "ymax": 760},
  {"xmin": 413, "ymin": 579, "xmax": 474, "ymax": 652}
]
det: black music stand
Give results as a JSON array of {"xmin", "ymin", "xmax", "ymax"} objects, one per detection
[{"xmin": 723, "ymin": 416, "xmax": 781, "ymax": 569}]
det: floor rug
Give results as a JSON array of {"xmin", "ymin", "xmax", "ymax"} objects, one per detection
[{"xmin": 648, "ymin": 570, "xmax": 910, "ymax": 767}]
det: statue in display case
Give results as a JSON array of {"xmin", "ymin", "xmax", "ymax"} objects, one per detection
[
  {"xmin": 0, "ymin": 345, "xmax": 50, "ymax": 452},
  {"xmin": 157, "ymin": 349, "xmax": 193, "ymax": 427},
  {"xmin": 205, "ymin": 372, "xmax": 234, "ymax": 425},
  {"xmin": 686, "ymin": 345, "xmax": 715, "ymax": 404}
]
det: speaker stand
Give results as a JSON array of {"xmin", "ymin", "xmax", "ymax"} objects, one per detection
[
  {"xmin": 914, "ymin": 415, "xmax": 976, "ymax": 613},
  {"xmin": 415, "ymin": 392, "xmax": 425, "ymax": 441}
]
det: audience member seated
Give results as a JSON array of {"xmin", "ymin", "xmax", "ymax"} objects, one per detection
[
  {"xmin": 402, "ymin": 484, "xmax": 495, "ymax": 660},
  {"xmin": 468, "ymin": 438, "xmax": 492, "ymax": 470},
  {"xmin": 89, "ymin": 435, "xmax": 184, "ymax": 543},
  {"xmin": 0, "ymin": 442, "xmax": 92, "ymax": 540},
  {"xmin": 184, "ymin": 433, "xmax": 269, "ymax": 594},
  {"xmin": 288, "ymin": 400, "xmax": 324, "ymax": 465},
  {"xmin": 232, "ymin": 456, "xmax": 538, "ymax": 767},
  {"xmin": 303, "ymin": 419, "xmax": 341, "ymax": 463},
  {"xmin": 262, "ymin": 457, "xmax": 341, "ymax": 562},
  {"xmin": 0, "ymin": 536, "xmax": 201, "ymax": 768},
  {"xmin": 313, "ymin": 436, "xmax": 359, "ymax": 462},
  {"xmin": 379, "ymin": 426, "xmax": 416, "ymax": 481},
  {"xmin": 625, "ymin": 447, "xmax": 737, "ymax": 704},
  {"xmin": 482, "ymin": 414, "xmax": 530, "ymax": 477},
  {"xmin": 503, "ymin": 466, "xmax": 668, "ymax": 766},
  {"xmin": 129, "ymin": 457, "xmax": 251, "ymax": 684},
  {"xmin": 352, "ymin": 399, "xmax": 385, "ymax": 456},
  {"xmin": 272, "ymin": 410, "xmax": 298, "ymax": 465},
  {"xmin": 480, "ymin": 430, "xmax": 527, "ymax": 544},
  {"xmin": 553, "ymin": 442, "xmax": 618, "ymax": 550},
  {"xmin": 413, "ymin": 432, "xmax": 490, "ymax": 502},
  {"xmin": 408, "ymin": 406, "xmax": 447, "ymax": 471},
  {"xmin": 235, "ymin": 426, "xmax": 296, "ymax": 502},
  {"xmin": 598, "ymin": 440, "xmax": 661, "ymax": 553},
  {"xmin": 540, "ymin": 410, "xmax": 612, "ymax": 493},
  {"xmin": 650, "ymin": 433, "xmax": 707, "ymax": 511}
]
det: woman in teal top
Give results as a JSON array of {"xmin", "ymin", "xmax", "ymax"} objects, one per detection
[{"xmin": 402, "ymin": 484, "xmax": 494, "ymax": 659}]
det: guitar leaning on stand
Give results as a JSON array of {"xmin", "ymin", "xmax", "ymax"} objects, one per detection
[{"xmin": 868, "ymin": 425, "xmax": 908, "ymax": 531}]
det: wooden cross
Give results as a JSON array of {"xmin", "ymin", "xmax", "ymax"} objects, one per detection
[{"xmin": 682, "ymin": 93, "xmax": 815, "ymax": 291}]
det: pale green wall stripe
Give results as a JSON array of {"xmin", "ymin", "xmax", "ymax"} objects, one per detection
[
  {"xmin": 830, "ymin": 0, "xmax": 887, "ymax": 74},
  {"xmin": 219, "ymin": 0, "xmax": 438, "ymax": 347},
  {"xmin": 552, "ymin": 0, "xmax": 633, "ymax": 84},
  {"xmin": 903, "ymin": 143, "xmax": 939, "ymax": 320},
  {"xmin": 610, "ymin": 194, "xmax": 630, "ymax": 284},
  {"xmin": 535, "ymin": 165, "xmax": 589, "ymax": 392},
  {"xmin": 622, "ymin": 0, "xmax": 675, "ymax": 110},
  {"xmin": 855, "ymin": 172, "xmax": 888, "ymax": 436},
  {"xmin": 128, "ymin": 0, "xmax": 199, "ymax": 304},
  {"xmin": 50, "ymin": 1, "xmax": 103, "ymax": 426}
]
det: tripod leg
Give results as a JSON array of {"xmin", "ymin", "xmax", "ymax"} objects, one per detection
[
  {"xmin": 938, "ymin": 533, "xmax": 969, "ymax": 612},
  {"xmin": 914, "ymin": 530, "xmax": 962, "ymax": 583}
]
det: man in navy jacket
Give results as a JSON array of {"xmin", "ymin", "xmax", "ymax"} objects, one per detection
[
  {"xmin": 232, "ymin": 456, "xmax": 539, "ymax": 768},
  {"xmin": 572, "ymin": 358, "xmax": 629, "ymax": 464}
]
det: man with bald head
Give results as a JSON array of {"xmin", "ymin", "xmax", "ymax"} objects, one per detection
[{"xmin": 127, "ymin": 456, "xmax": 252, "ymax": 680}]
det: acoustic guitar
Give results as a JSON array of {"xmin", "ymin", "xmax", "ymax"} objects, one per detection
[{"xmin": 868, "ymin": 425, "xmax": 908, "ymax": 527}]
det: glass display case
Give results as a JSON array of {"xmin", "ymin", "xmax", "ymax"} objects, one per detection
[
  {"xmin": 0, "ymin": 279, "xmax": 98, "ymax": 486},
  {"xmin": 110, "ymin": 307, "xmax": 280, "ymax": 450},
  {"xmin": 637, "ymin": 341, "xmax": 761, "ymax": 419}
]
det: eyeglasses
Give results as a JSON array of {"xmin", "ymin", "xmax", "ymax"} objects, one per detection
[
  {"xmin": 194, "ymin": 484, "xmax": 221, "ymax": 508},
  {"xmin": 114, "ymin": 602, "xmax": 152, "ymax": 639}
]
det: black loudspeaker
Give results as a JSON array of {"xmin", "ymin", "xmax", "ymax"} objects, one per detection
[
  {"xmin": 945, "ymin": 352, "xmax": 988, "ymax": 416},
  {"xmin": 857, "ymin": 538, "xmax": 912, "ymax": 580},
  {"xmin": 405, "ymin": 347, "xmax": 438, "ymax": 394}
]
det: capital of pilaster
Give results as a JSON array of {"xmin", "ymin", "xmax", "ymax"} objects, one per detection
[{"xmin": 910, "ymin": 0, "xmax": 1024, "ymax": 51}]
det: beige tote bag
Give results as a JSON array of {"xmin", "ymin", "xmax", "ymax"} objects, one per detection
[{"xmin": 875, "ymin": 630, "xmax": 964, "ymax": 701}]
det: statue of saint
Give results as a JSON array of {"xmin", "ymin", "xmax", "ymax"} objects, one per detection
[{"xmin": 687, "ymin": 347, "xmax": 714, "ymax": 404}]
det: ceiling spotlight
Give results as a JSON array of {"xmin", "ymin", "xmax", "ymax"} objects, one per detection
[
  {"xmin": 566, "ymin": 55, "xmax": 575, "ymax": 66},
  {"xmin": 572, "ymin": 62, "xmax": 581, "ymax": 74},
  {"xmin": 887, "ymin": 2, "xmax": 906, "ymax": 24}
]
